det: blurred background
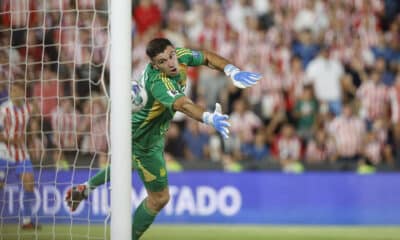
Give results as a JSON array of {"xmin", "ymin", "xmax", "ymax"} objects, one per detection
[
  {"xmin": 1, "ymin": 0, "xmax": 400, "ymax": 239},
  {"xmin": 2, "ymin": 0, "xmax": 400, "ymax": 173}
]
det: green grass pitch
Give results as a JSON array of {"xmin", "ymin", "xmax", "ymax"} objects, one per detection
[{"xmin": 2, "ymin": 224, "xmax": 400, "ymax": 240}]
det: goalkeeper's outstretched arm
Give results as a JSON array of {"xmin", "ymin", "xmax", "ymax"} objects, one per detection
[
  {"xmin": 174, "ymin": 96, "xmax": 230, "ymax": 139},
  {"xmin": 202, "ymin": 50, "xmax": 231, "ymax": 71},
  {"xmin": 201, "ymin": 50, "xmax": 262, "ymax": 89}
]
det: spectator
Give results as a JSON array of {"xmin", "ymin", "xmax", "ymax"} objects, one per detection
[
  {"xmin": 184, "ymin": 2, "xmax": 205, "ymax": 44},
  {"xmin": 33, "ymin": 66, "xmax": 63, "ymax": 121},
  {"xmin": 230, "ymin": 98, "xmax": 262, "ymax": 144},
  {"xmin": 133, "ymin": 0, "xmax": 162, "ymax": 35},
  {"xmin": 375, "ymin": 57, "xmax": 396, "ymax": 86},
  {"xmin": 1, "ymin": 0, "xmax": 39, "ymax": 48},
  {"xmin": 363, "ymin": 130, "xmax": 383, "ymax": 166},
  {"xmin": 293, "ymin": 0, "xmax": 328, "ymax": 35},
  {"xmin": 162, "ymin": 1, "xmax": 186, "ymax": 47},
  {"xmin": 226, "ymin": 0, "xmax": 255, "ymax": 34},
  {"xmin": 27, "ymin": 117, "xmax": 46, "ymax": 164},
  {"xmin": 197, "ymin": 68, "xmax": 228, "ymax": 110},
  {"xmin": 371, "ymin": 33, "xmax": 390, "ymax": 60},
  {"xmin": 305, "ymin": 129, "xmax": 335, "ymax": 165},
  {"xmin": 356, "ymin": 69, "xmax": 391, "ymax": 126},
  {"xmin": 164, "ymin": 122, "xmax": 184, "ymax": 172},
  {"xmin": 182, "ymin": 119, "xmax": 209, "ymax": 161},
  {"xmin": 273, "ymin": 123, "xmax": 303, "ymax": 173},
  {"xmin": 165, "ymin": 122, "xmax": 186, "ymax": 160},
  {"xmin": 50, "ymin": 98, "xmax": 79, "ymax": 170},
  {"xmin": 294, "ymin": 85, "xmax": 319, "ymax": 140},
  {"xmin": 341, "ymin": 74, "xmax": 358, "ymax": 104},
  {"xmin": 342, "ymin": 57, "xmax": 368, "ymax": 103},
  {"xmin": 344, "ymin": 37, "xmax": 375, "ymax": 68},
  {"xmin": 328, "ymin": 104, "xmax": 366, "ymax": 170},
  {"xmin": 80, "ymin": 96, "xmax": 108, "ymax": 169},
  {"xmin": 241, "ymin": 129, "xmax": 270, "ymax": 162},
  {"xmin": 284, "ymin": 56, "xmax": 306, "ymax": 102},
  {"xmin": 371, "ymin": 119, "xmax": 394, "ymax": 166},
  {"xmin": 292, "ymin": 29, "xmax": 320, "ymax": 68},
  {"xmin": 305, "ymin": 45, "xmax": 344, "ymax": 115}
]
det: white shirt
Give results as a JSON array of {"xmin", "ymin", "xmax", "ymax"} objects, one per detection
[{"xmin": 305, "ymin": 56, "xmax": 344, "ymax": 101}]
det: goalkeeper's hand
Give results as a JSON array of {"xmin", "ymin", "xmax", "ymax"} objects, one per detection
[
  {"xmin": 202, "ymin": 103, "xmax": 230, "ymax": 139},
  {"xmin": 224, "ymin": 64, "xmax": 262, "ymax": 89},
  {"xmin": 65, "ymin": 184, "xmax": 88, "ymax": 212}
]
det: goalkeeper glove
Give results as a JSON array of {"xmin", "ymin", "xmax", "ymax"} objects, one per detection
[
  {"xmin": 65, "ymin": 184, "xmax": 89, "ymax": 212},
  {"xmin": 224, "ymin": 64, "xmax": 262, "ymax": 89},
  {"xmin": 202, "ymin": 103, "xmax": 230, "ymax": 139}
]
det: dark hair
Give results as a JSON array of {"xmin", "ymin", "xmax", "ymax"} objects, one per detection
[{"xmin": 146, "ymin": 38, "xmax": 174, "ymax": 59}]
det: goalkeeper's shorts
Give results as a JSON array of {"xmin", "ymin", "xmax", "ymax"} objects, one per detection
[{"xmin": 132, "ymin": 146, "xmax": 168, "ymax": 192}]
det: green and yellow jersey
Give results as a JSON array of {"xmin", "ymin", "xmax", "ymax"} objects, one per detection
[{"xmin": 132, "ymin": 47, "xmax": 204, "ymax": 151}]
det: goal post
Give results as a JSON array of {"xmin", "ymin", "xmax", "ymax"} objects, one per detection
[{"xmin": 110, "ymin": 0, "xmax": 132, "ymax": 239}]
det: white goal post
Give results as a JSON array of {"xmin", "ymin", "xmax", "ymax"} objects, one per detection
[{"xmin": 109, "ymin": 0, "xmax": 132, "ymax": 239}]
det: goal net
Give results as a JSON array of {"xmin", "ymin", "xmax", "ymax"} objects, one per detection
[{"xmin": 0, "ymin": 1, "xmax": 112, "ymax": 239}]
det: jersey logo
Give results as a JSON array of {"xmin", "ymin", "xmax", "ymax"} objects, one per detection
[
  {"xmin": 167, "ymin": 89, "xmax": 179, "ymax": 97},
  {"xmin": 160, "ymin": 168, "xmax": 166, "ymax": 177},
  {"xmin": 192, "ymin": 50, "xmax": 201, "ymax": 59}
]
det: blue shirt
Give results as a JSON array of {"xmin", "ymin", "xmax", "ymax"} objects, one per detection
[
  {"xmin": 241, "ymin": 143, "xmax": 270, "ymax": 161},
  {"xmin": 292, "ymin": 42, "xmax": 320, "ymax": 68},
  {"xmin": 182, "ymin": 130, "xmax": 209, "ymax": 159}
]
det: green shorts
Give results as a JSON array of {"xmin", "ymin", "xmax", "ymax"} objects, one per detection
[{"xmin": 132, "ymin": 145, "xmax": 168, "ymax": 192}]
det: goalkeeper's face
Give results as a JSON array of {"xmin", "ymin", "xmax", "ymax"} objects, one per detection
[{"xmin": 151, "ymin": 46, "xmax": 179, "ymax": 77}]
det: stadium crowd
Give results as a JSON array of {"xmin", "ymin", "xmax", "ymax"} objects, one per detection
[{"xmin": 0, "ymin": 0, "xmax": 400, "ymax": 173}]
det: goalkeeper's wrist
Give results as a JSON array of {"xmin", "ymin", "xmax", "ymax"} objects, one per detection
[
  {"xmin": 224, "ymin": 64, "xmax": 240, "ymax": 76},
  {"xmin": 83, "ymin": 182, "xmax": 92, "ymax": 198},
  {"xmin": 202, "ymin": 112, "xmax": 213, "ymax": 125}
]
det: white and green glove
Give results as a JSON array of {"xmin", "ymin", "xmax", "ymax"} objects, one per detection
[
  {"xmin": 202, "ymin": 103, "xmax": 231, "ymax": 139},
  {"xmin": 224, "ymin": 64, "xmax": 262, "ymax": 89}
]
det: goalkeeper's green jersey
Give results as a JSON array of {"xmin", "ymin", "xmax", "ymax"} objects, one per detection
[{"xmin": 132, "ymin": 47, "xmax": 204, "ymax": 151}]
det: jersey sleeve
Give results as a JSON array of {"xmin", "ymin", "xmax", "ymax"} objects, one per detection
[
  {"xmin": 176, "ymin": 47, "xmax": 204, "ymax": 66},
  {"xmin": 151, "ymin": 74, "xmax": 185, "ymax": 111}
]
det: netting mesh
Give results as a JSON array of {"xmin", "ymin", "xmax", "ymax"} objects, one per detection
[{"xmin": 0, "ymin": 1, "xmax": 110, "ymax": 239}]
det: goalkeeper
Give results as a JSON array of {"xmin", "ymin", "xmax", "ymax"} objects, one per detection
[{"xmin": 65, "ymin": 38, "xmax": 261, "ymax": 239}]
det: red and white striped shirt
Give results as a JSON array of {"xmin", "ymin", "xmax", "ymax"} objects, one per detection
[
  {"xmin": 276, "ymin": 0, "xmax": 307, "ymax": 13},
  {"xmin": 284, "ymin": 70, "xmax": 306, "ymax": 100},
  {"xmin": 76, "ymin": 0, "xmax": 96, "ymax": 9},
  {"xmin": 0, "ymin": 100, "xmax": 30, "ymax": 162},
  {"xmin": 230, "ymin": 110, "xmax": 262, "ymax": 143},
  {"xmin": 80, "ymin": 99, "xmax": 108, "ymax": 153},
  {"xmin": 363, "ymin": 140, "xmax": 382, "ymax": 165},
  {"xmin": 1, "ymin": 0, "xmax": 37, "ymax": 28},
  {"xmin": 305, "ymin": 138, "xmax": 336, "ymax": 163},
  {"xmin": 357, "ymin": 81, "xmax": 390, "ymax": 121},
  {"xmin": 51, "ymin": 105, "xmax": 78, "ymax": 149},
  {"xmin": 305, "ymin": 141, "xmax": 327, "ymax": 163},
  {"xmin": 390, "ymin": 83, "xmax": 400, "ymax": 123},
  {"xmin": 275, "ymin": 136, "xmax": 302, "ymax": 160},
  {"xmin": 328, "ymin": 116, "xmax": 366, "ymax": 157}
]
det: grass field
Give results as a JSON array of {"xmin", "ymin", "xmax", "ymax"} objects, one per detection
[{"xmin": 2, "ymin": 224, "xmax": 400, "ymax": 240}]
